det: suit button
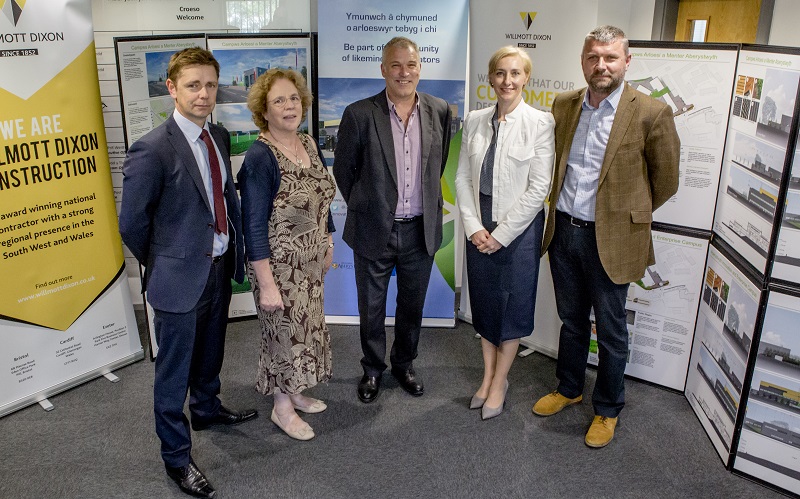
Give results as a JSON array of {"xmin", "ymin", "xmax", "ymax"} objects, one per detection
[
  {"xmin": 206, "ymin": 253, "xmax": 212, "ymax": 258},
  {"xmin": 208, "ymin": 223, "xmax": 213, "ymax": 228}
]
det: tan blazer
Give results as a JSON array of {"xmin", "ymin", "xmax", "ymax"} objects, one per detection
[{"xmin": 542, "ymin": 83, "xmax": 680, "ymax": 284}]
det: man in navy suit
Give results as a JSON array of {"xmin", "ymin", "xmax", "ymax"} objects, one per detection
[
  {"xmin": 119, "ymin": 47, "xmax": 257, "ymax": 498},
  {"xmin": 333, "ymin": 37, "xmax": 452, "ymax": 403}
]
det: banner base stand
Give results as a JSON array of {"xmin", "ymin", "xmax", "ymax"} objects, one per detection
[
  {"xmin": 1, "ymin": 350, "xmax": 144, "ymax": 418},
  {"xmin": 517, "ymin": 348, "xmax": 535, "ymax": 358},
  {"xmin": 38, "ymin": 399, "xmax": 54, "ymax": 412},
  {"xmin": 103, "ymin": 372, "xmax": 120, "ymax": 383}
]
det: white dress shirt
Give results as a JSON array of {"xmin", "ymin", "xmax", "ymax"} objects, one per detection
[{"xmin": 172, "ymin": 109, "xmax": 229, "ymax": 256}]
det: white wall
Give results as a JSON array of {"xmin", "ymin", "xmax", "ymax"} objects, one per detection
[
  {"xmin": 769, "ymin": 0, "xmax": 800, "ymax": 47},
  {"xmin": 597, "ymin": 0, "xmax": 657, "ymax": 41}
]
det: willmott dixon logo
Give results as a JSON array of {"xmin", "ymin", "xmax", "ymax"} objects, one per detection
[
  {"xmin": 520, "ymin": 11, "xmax": 537, "ymax": 30},
  {"xmin": 1, "ymin": 0, "xmax": 26, "ymax": 27}
]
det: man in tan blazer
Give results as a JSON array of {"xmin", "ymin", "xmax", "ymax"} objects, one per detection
[{"xmin": 532, "ymin": 26, "xmax": 680, "ymax": 448}]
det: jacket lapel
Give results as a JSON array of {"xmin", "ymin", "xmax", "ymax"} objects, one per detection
[
  {"xmin": 419, "ymin": 93, "xmax": 433, "ymax": 177},
  {"xmin": 373, "ymin": 91, "xmax": 398, "ymax": 188},
  {"xmin": 598, "ymin": 84, "xmax": 636, "ymax": 186},
  {"xmin": 166, "ymin": 116, "xmax": 212, "ymax": 212},
  {"xmin": 558, "ymin": 89, "xmax": 586, "ymax": 187}
]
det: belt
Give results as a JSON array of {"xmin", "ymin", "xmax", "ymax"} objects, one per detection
[
  {"xmin": 557, "ymin": 210, "xmax": 595, "ymax": 228},
  {"xmin": 394, "ymin": 215, "xmax": 422, "ymax": 223},
  {"xmin": 212, "ymin": 253, "xmax": 226, "ymax": 264}
]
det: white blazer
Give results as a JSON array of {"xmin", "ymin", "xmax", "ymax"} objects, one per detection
[{"xmin": 455, "ymin": 102, "xmax": 555, "ymax": 247}]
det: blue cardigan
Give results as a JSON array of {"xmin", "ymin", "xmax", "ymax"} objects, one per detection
[{"xmin": 237, "ymin": 137, "xmax": 335, "ymax": 262}]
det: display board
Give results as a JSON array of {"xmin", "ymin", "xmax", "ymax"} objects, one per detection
[
  {"xmin": 713, "ymin": 46, "xmax": 800, "ymax": 275},
  {"xmin": 587, "ymin": 230, "xmax": 709, "ymax": 391},
  {"xmin": 685, "ymin": 244, "xmax": 761, "ymax": 462},
  {"xmin": 772, "ymin": 128, "xmax": 800, "ymax": 283},
  {"xmin": 627, "ymin": 43, "xmax": 738, "ymax": 230},
  {"xmin": 1, "ymin": 0, "xmax": 142, "ymax": 417},
  {"xmin": 114, "ymin": 35, "xmax": 207, "ymax": 148},
  {"xmin": 317, "ymin": 0, "xmax": 468, "ymax": 325},
  {"xmin": 92, "ymin": 0, "xmax": 311, "ymax": 304},
  {"xmin": 206, "ymin": 33, "xmax": 315, "ymax": 179},
  {"xmin": 734, "ymin": 286, "xmax": 800, "ymax": 495}
]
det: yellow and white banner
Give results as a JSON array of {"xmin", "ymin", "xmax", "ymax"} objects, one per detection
[{"xmin": 0, "ymin": 0, "xmax": 142, "ymax": 417}]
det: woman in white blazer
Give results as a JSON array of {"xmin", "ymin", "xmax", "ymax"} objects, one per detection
[{"xmin": 455, "ymin": 46, "xmax": 555, "ymax": 420}]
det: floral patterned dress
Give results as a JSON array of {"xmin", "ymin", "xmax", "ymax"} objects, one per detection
[{"xmin": 248, "ymin": 134, "xmax": 336, "ymax": 395}]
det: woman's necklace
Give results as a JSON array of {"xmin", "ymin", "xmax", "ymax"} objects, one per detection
[{"xmin": 268, "ymin": 131, "xmax": 304, "ymax": 167}]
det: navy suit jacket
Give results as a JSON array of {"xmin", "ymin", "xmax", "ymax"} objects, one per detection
[
  {"xmin": 119, "ymin": 115, "xmax": 245, "ymax": 314},
  {"xmin": 333, "ymin": 90, "xmax": 451, "ymax": 259}
]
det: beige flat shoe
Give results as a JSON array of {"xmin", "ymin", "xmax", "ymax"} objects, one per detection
[
  {"xmin": 292, "ymin": 398, "xmax": 327, "ymax": 414},
  {"xmin": 271, "ymin": 409, "xmax": 315, "ymax": 441}
]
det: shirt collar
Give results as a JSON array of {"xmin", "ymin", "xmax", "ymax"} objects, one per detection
[
  {"xmin": 583, "ymin": 82, "xmax": 625, "ymax": 111},
  {"xmin": 386, "ymin": 90, "xmax": 419, "ymax": 115},
  {"xmin": 173, "ymin": 108, "xmax": 208, "ymax": 141}
]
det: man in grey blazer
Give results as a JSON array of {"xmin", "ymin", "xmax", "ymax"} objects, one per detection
[
  {"xmin": 532, "ymin": 26, "xmax": 680, "ymax": 448},
  {"xmin": 119, "ymin": 48, "xmax": 256, "ymax": 498},
  {"xmin": 333, "ymin": 37, "xmax": 452, "ymax": 403}
]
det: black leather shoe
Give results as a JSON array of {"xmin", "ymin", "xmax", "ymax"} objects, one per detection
[
  {"xmin": 357, "ymin": 374, "xmax": 381, "ymax": 403},
  {"xmin": 191, "ymin": 406, "xmax": 258, "ymax": 431},
  {"xmin": 165, "ymin": 460, "xmax": 216, "ymax": 498},
  {"xmin": 391, "ymin": 368, "xmax": 424, "ymax": 396}
]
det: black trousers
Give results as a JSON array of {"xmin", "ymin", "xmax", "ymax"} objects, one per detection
[{"xmin": 353, "ymin": 218, "xmax": 434, "ymax": 377}]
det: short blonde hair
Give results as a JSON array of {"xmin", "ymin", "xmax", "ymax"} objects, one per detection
[
  {"xmin": 488, "ymin": 46, "xmax": 533, "ymax": 78},
  {"xmin": 247, "ymin": 68, "xmax": 312, "ymax": 132}
]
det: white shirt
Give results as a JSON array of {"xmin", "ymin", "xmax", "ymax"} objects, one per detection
[
  {"xmin": 172, "ymin": 109, "xmax": 229, "ymax": 257},
  {"xmin": 455, "ymin": 102, "xmax": 555, "ymax": 247}
]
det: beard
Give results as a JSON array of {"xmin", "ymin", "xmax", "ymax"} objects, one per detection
[{"xmin": 587, "ymin": 72, "xmax": 623, "ymax": 95}]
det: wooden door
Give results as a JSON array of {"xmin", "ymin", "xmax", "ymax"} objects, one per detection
[{"xmin": 675, "ymin": 0, "xmax": 761, "ymax": 43}]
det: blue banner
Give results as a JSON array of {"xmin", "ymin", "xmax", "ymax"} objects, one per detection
[{"xmin": 318, "ymin": 0, "xmax": 468, "ymax": 324}]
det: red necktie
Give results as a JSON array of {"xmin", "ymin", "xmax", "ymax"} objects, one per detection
[{"xmin": 200, "ymin": 129, "xmax": 227, "ymax": 235}]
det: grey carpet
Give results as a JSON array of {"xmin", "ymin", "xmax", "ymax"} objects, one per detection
[{"xmin": 0, "ymin": 313, "xmax": 787, "ymax": 498}]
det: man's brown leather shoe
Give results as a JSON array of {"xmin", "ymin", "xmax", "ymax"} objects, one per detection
[
  {"xmin": 585, "ymin": 415, "xmax": 618, "ymax": 448},
  {"xmin": 532, "ymin": 390, "xmax": 582, "ymax": 416}
]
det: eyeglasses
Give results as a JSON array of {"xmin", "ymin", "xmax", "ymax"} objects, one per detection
[{"xmin": 269, "ymin": 95, "xmax": 302, "ymax": 108}]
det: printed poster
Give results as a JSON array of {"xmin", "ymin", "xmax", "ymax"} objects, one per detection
[
  {"xmin": 772, "ymin": 128, "xmax": 800, "ymax": 284},
  {"xmin": 685, "ymin": 245, "xmax": 761, "ymax": 463},
  {"xmin": 734, "ymin": 289, "xmax": 800, "ymax": 495},
  {"xmin": 468, "ymin": 0, "xmax": 596, "ymax": 113},
  {"xmin": 713, "ymin": 47, "xmax": 800, "ymax": 275},
  {"xmin": 627, "ymin": 43, "xmax": 739, "ymax": 230},
  {"xmin": 1, "ymin": 0, "xmax": 142, "ymax": 416},
  {"xmin": 114, "ymin": 35, "xmax": 206, "ymax": 148},
  {"xmin": 587, "ymin": 230, "xmax": 709, "ymax": 391},
  {"xmin": 317, "ymin": 0, "xmax": 468, "ymax": 324},
  {"xmin": 206, "ymin": 34, "xmax": 314, "ymax": 179}
]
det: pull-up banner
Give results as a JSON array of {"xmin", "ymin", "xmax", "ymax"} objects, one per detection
[
  {"xmin": 0, "ymin": 0, "xmax": 142, "ymax": 417},
  {"xmin": 317, "ymin": 0, "xmax": 468, "ymax": 326}
]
